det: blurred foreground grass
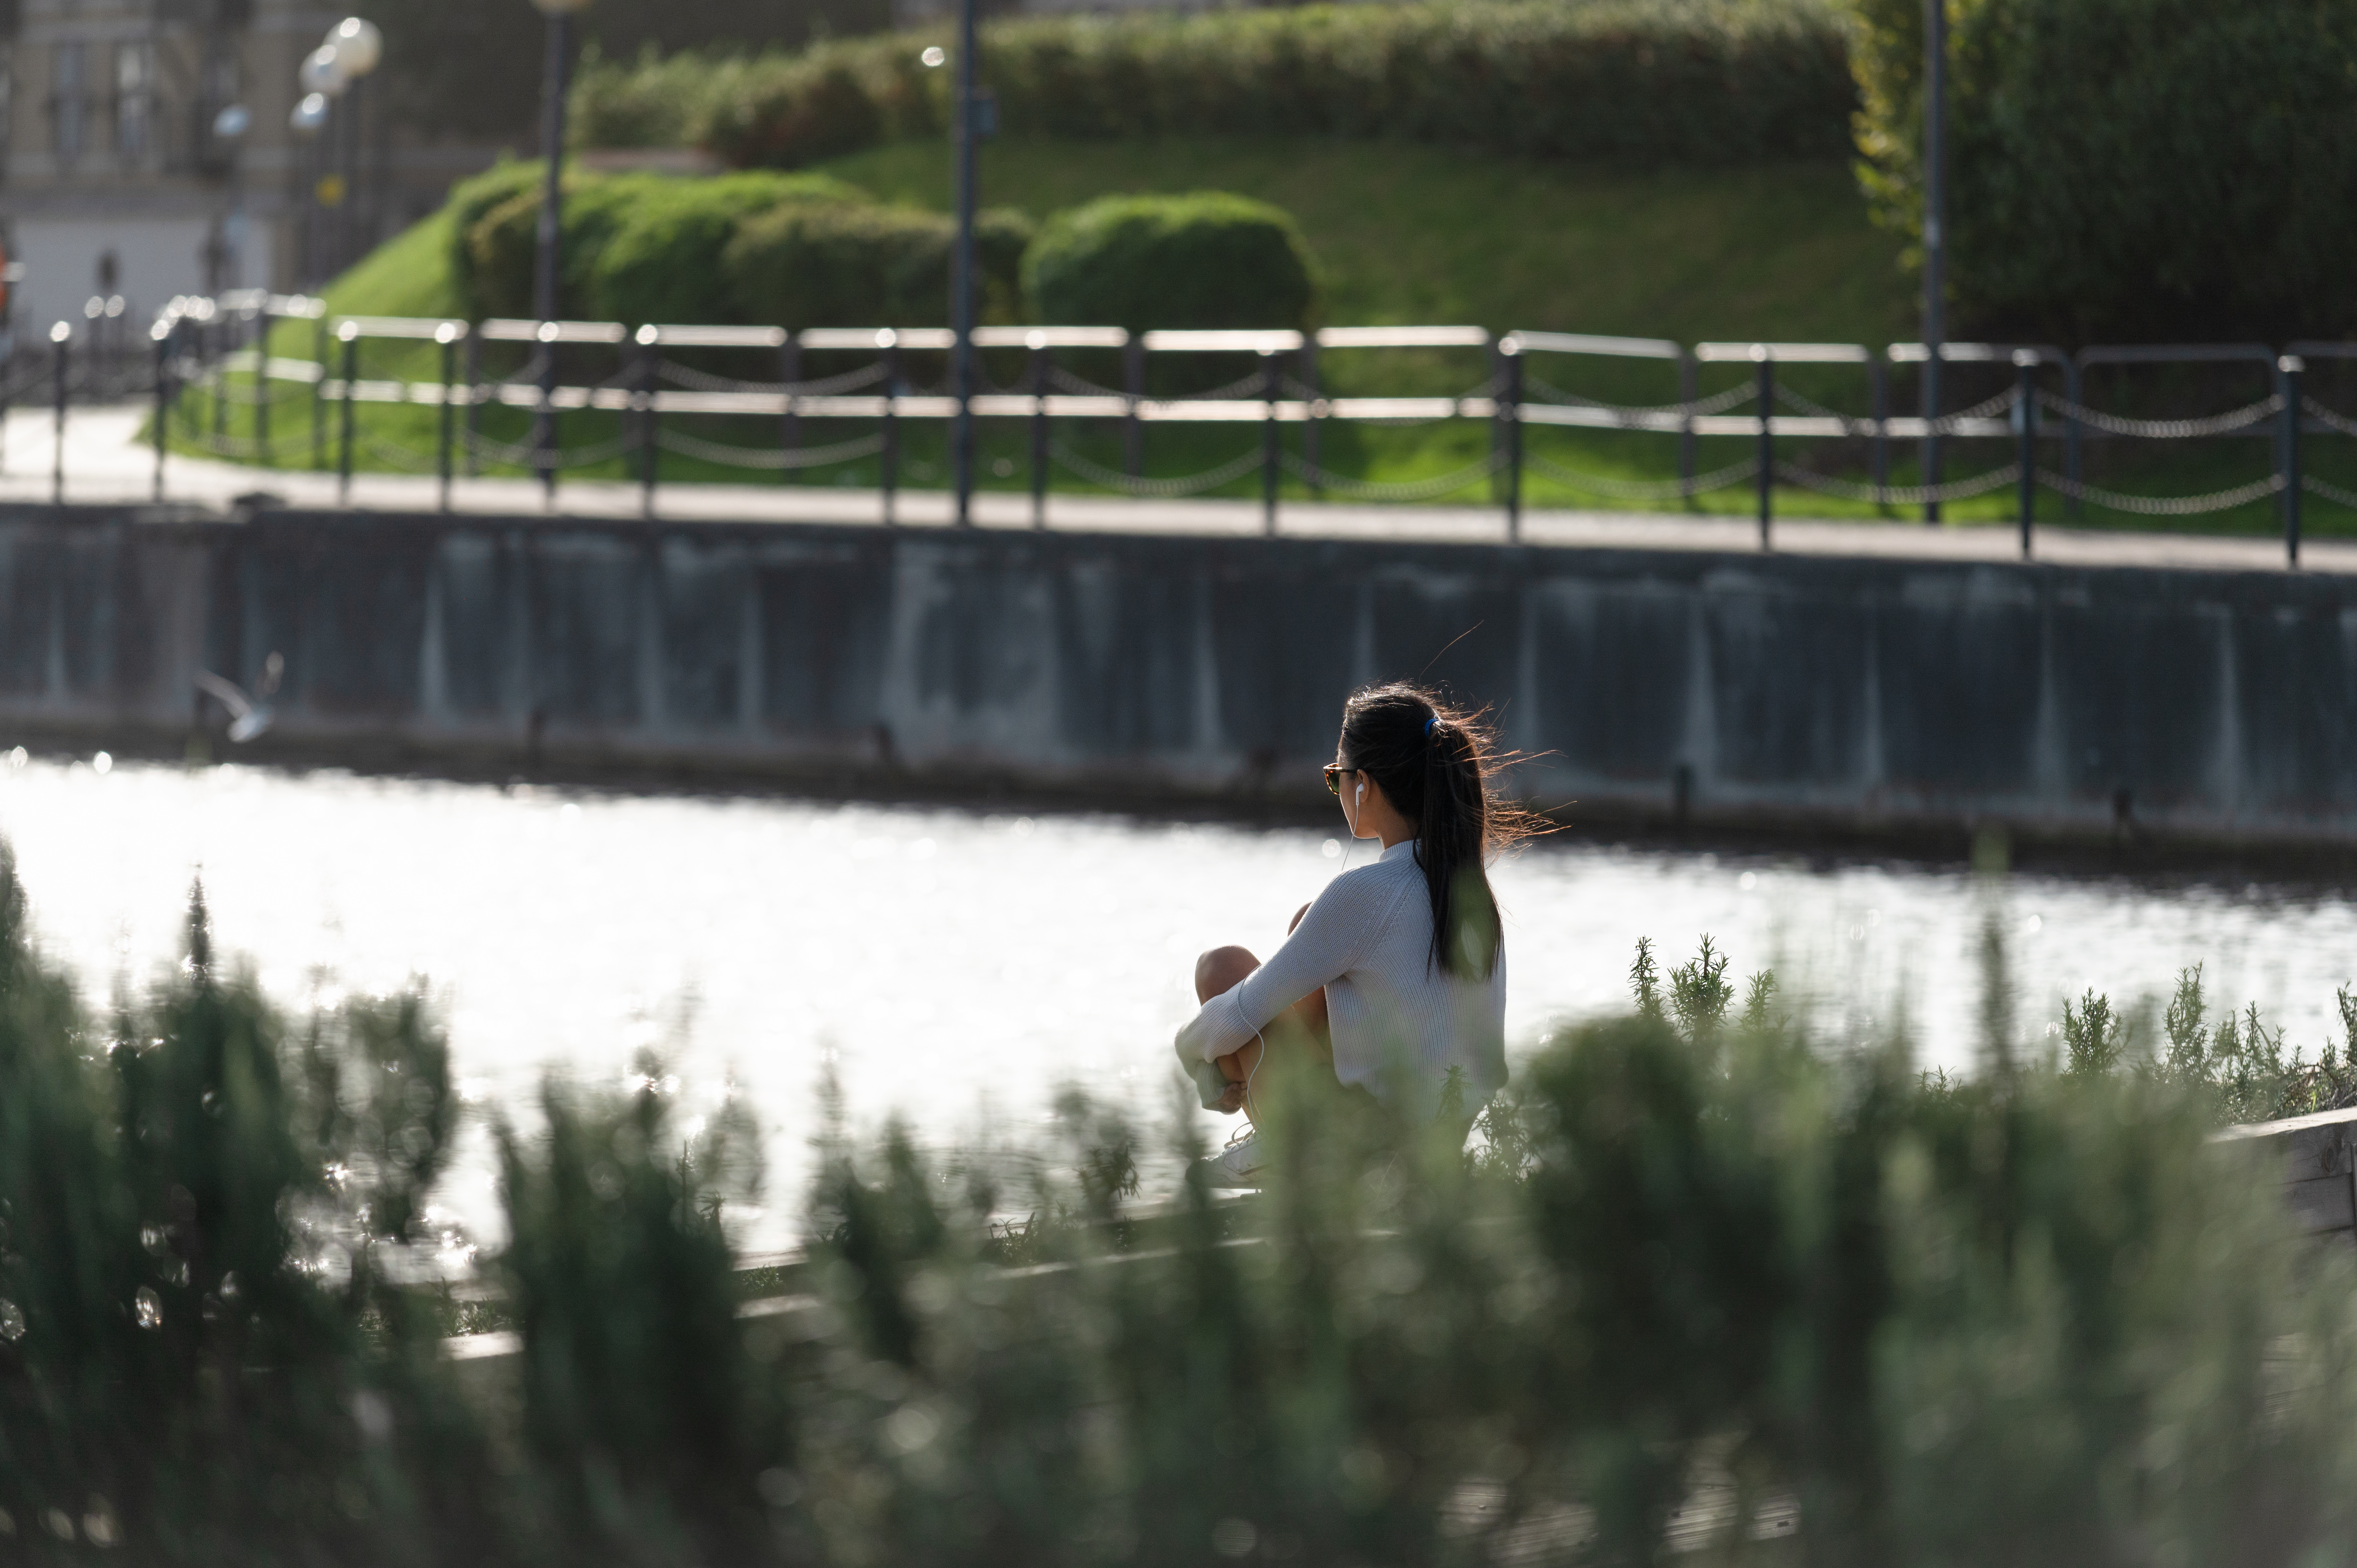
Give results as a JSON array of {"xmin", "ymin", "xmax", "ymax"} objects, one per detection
[{"xmin": 6, "ymin": 848, "xmax": 2357, "ymax": 1566}]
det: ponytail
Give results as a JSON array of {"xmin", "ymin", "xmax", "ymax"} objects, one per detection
[{"xmin": 1338, "ymin": 683, "xmax": 1533, "ymax": 978}]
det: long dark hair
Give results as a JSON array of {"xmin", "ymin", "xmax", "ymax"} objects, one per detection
[{"xmin": 1338, "ymin": 682, "xmax": 1534, "ymax": 979}]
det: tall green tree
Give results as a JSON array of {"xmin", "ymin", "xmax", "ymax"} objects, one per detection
[{"xmin": 1849, "ymin": 0, "xmax": 2357, "ymax": 343}]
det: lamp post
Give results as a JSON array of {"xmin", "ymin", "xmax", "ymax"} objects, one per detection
[
  {"xmin": 289, "ymin": 92, "xmax": 329, "ymax": 290},
  {"xmin": 949, "ymin": 0, "xmax": 983, "ymax": 526},
  {"xmin": 325, "ymin": 19, "xmax": 383, "ymax": 277},
  {"xmin": 529, "ymin": 0, "xmax": 591, "ymax": 326},
  {"xmin": 293, "ymin": 20, "xmax": 382, "ymax": 284},
  {"xmin": 291, "ymin": 39, "xmax": 342, "ymax": 290},
  {"xmin": 210, "ymin": 104, "xmax": 250, "ymax": 295},
  {"xmin": 530, "ymin": 0, "xmax": 593, "ymax": 501},
  {"xmin": 1921, "ymin": 0, "xmax": 1947, "ymax": 524}
]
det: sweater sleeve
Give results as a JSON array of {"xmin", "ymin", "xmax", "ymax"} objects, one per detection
[{"xmin": 1173, "ymin": 871, "xmax": 1385, "ymax": 1065}]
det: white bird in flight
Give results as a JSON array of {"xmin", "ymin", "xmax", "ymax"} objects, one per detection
[{"xmin": 194, "ymin": 652, "xmax": 283, "ymax": 743}]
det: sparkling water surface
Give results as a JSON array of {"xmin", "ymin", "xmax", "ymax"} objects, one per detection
[{"xmin": 5, "ymin": 751, "xmax": 2355, "ymax": 1253}]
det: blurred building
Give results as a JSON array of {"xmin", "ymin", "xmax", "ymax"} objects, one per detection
[
  {"xmin": 0, "ymin": 0, "xmax": 891, "ymax": 343},
  {"xmin": 0, "ymin": 0, "xmax": 450, "ymax": 343}
]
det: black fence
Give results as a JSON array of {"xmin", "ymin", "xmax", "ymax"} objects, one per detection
[{"xmin": 37, "ymin": 293, "xmax": 2357, "ymax": 567}]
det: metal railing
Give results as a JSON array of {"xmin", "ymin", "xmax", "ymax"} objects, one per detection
[{"xmin": 21, "ymin": 293, "xmax": 2357, "ymax": 567}]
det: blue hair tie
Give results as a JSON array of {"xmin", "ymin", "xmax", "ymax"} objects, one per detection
[{"xmin": 1424, "ymin": 715, "xmax": 1440, "ymax": 738}]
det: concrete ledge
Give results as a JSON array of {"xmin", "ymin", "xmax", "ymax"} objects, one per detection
[
  {"xmin": 2217, "ymin": 1106, "xmax": 2357, "ymax": 1242},
  {"xmin": 9, "ymin": 500, "xmax": 2357, "ymax": 847}
]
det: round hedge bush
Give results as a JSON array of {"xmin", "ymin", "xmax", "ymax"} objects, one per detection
[
  {"xmin": 1020, "ymin": 192, "xmax": 1319, "ymax": 332},
  {"xmin": 458, "ymin": 171, "xmax": 649, "ymax": 321},
  {"xmin": 448, "ymin": 164, "xmax": 982, "ymax": 326},
  {"xmin": 592, "ymin": 171, "xmax": 867, "ymax": 326}
]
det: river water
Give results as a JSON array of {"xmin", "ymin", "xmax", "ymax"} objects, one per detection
[{"xmin": 6, "ymin": 750, "xmax": 2355, "ymax": 1254}]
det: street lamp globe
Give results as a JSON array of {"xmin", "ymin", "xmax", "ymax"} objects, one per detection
[
  {"xmin": 327, "ymin": 18, "xmax": 383, "ymax": 77},
  {"xmin": 299, "ymin": 45, "xmax": 349, "ymax": 98},
  {"xmin": 212, "ymin": 103, "xmax": 251, "ymax": 141},
  {"xmin": 290, "ymin": 92, "xmax": 330, "ymax": 135}
]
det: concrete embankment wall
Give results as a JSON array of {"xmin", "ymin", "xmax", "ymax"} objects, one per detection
[{"xmin": 4, "ymin": 501, "xmax": 2355, "ymax": 845}]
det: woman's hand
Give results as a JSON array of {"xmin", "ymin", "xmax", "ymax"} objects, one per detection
[{"xmin": 1213, "ymin": 1043, "xmax": 1260, "ymax": 1114}]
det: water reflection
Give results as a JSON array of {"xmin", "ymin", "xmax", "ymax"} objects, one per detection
[{"xmin": 4, "ymin": 751, "xmax": 2355, "ymax": 1250}]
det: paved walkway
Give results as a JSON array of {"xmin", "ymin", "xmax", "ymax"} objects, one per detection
[{"xmin": 2, "ymin": 404, "xmax": 2335, "ymax": 576}]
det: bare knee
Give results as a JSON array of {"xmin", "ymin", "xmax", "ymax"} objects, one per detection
[{"xmin": 1195, "ymin": 945, "xmax": 1260, "ymax": 1004}]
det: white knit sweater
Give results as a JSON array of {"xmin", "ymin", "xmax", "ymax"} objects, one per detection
[{"xmin": 1175, "ymin": 840, "xmax": 1507, "ymax": 1119}]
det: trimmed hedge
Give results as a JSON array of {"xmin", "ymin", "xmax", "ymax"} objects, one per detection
[
  {"xmin": 721, "ymin": 202, "xmax": 1032, "ymax": 327},
  {"xmin": 571, "ymin": 0, "xmax": 1858, "ymax": 168},
  {"xmin": 443, "ymin": 161, "xmax": 1030, "ymax": 328},
  {"xmin": 594, "ymin": 171, "xmax": 875, "ymax": 326},
  {"xmin": 451, "ymin": 162, "xmax": 680, "ymax": 321},
  {"xmin": 1023, "ymin": 192, "xmax": 1320, "ymax": 334},
  {"xmin": 1851, "ymin": 0, "xmax": 2357, "ymax": 343}
]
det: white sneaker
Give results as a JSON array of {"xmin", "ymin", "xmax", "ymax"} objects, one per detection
[{"xmin": 1197, "ymin": 1128, "xmax": 1266, "ymax": 1189}]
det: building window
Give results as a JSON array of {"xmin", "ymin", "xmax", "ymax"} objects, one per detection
[
  {"xmin": 113, "ymin": 41, "xmax": 149, "ymax": 161},
  {"xmin": 52, "ymin": 42, "xmax": 83, "ymax": 164}
]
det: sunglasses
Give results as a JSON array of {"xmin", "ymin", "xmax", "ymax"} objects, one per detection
[{"xmin": 1322, "ymin": 764, "xmax": 1357, "ymax": 795}]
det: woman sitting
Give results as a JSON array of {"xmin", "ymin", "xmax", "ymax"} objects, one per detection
[{"xmin": 1174, "ymin": 681, "xmax": 1523, "ymax": 1187}]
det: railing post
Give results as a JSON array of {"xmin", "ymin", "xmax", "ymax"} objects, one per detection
[
  {"xmin": 1122, "ymin": 335, "xmax": 1144, "ymax": 480},
  {"xmin": 1028, "ymin": 331, "xmax": 1049, "ymax": 530},
  {"xmin": 1502, "ymin": 337, "xmax": 1524, "ymax": 542},
  {"xmin": 880, "ymin": 332, "xmax": 900, "ymax": 527},
  {"xmin": 2014, "ymin": 349, "xmax": 2035, "ymax": 558},
  {"xmin": 2064, "ymin": 356, "xmax": 2084, "ymax": 522},
  {"xmin": 337, "ymin": 321, "xmax": 359, "ymax": 504},
  {"xmin": 1487, "ymin": 334, "xmax": 1506, "ymax": 505},
  {"xmin": 1923, "ymin": 347, "xmax": 1942, "ymax": 526},
  {"xmin": 311, "ymin": 314, "xmax": 329, "ymax": 473},
  {"xmin": 210, "ymin": 315, "xmax": 228, "ymax": 450},
  {"xmin": 2281, "ymin": 353, "xmax": 2304, "ymax": 570},
  {"xmin": 534, "ymin": 320, "xmax": 559, "ymax": 503},
  {"xmin": 779, "ymin": 332, "xmax": 800, "ymax": 484},
  {"xmin": 1870, "ymin": 351, "xmax": 1889, "ymax": 505},
  {"xmin": 1753, "ymin": 345, "xmax": 1773, "ymax": 551},
  {"xmin": 463, "ymin": 329, "xmax": 482, "ymax": 478},
  {"xmin": 636, "ymin": 324, "xmax": 660, "ymax": 519},
  {"xmin": 253, "ymin": 304, "xmax": 272, "ymax": 468},
  {"xmin": 1678, "ymin": 347, "xmax": 1698, "ymax": 502},
  {"xmin": 436, "ymin": 323, "xmax": 458, "ymax": 512},
  {"xmin": 50, "ymin": 322, "xmax": 69, "ymax": 505},
  {"xmin": 1260, "ymin": 347, "xmax": 1280, "ymax": 537},
  {"xmin": 152, "ymin": 323, "xmax": 171, "ymax": 503},
  {"xmin": 1301, "ymin": 335, "xmax": 1322, "ymax": 499},
  {"xmin": 0, "ymin": 336, "xmax": 14, "ymax": 479}
]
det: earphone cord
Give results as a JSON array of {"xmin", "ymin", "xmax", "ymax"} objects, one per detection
[
  {"xmin": 1341, "ymin": 779, "xmax": 1362, "ymax": 876},
  {"xmin": 1241, "ymin": 1028, "xmax": 1270, "ymax": 1127}
]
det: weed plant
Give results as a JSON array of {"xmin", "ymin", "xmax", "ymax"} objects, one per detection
[
  {"xmin": 5, "ymin": 845, "xmax": 2357, "ymax": 1564},
  {"xmin": 0, "ymin": 851, "xmax": 504, "ymax": 1564},
  {"xmin": 2061, "ymin": 960, "xmax": 2357, "ymax": 1123}
]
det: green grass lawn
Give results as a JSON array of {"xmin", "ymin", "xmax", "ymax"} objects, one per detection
[
  {"xmin": 174, "ymin": 136, "xmax": 2353, "ymax": 534},
  {"xmin": 836, "ymin": 138, "xmax": 1914, "ymax": 343},
  {"xmin": 318, "ymin": 202, "xmax": 466, "ymax": 320}
]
